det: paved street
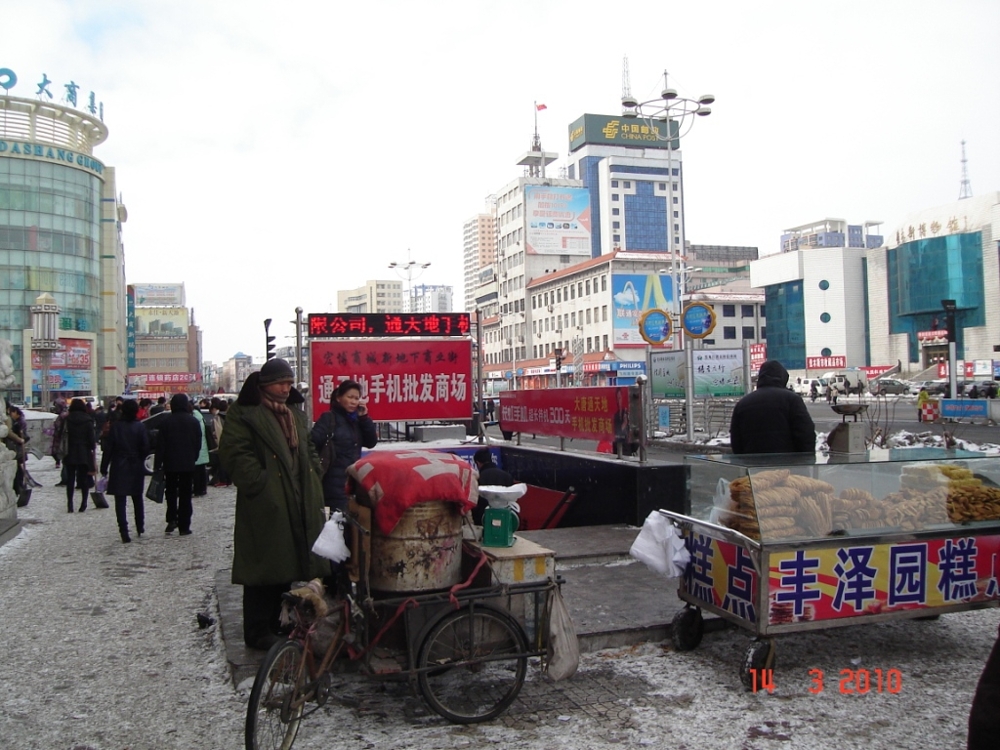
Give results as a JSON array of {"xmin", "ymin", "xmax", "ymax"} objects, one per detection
[{"xmin": 1, "ymin": 455, "xmax": 997, "ymax": 750}]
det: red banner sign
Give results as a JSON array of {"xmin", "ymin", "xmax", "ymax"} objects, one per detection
[
  {"xmin": 806, "ymin": 355, "xmax": 846, "ymax": 370},
  {"xmin": 308, "ymin": 313, "xmax": 470, "ymax": 338},
  {"xmin": 749, "ymin": 343, "xmax": 767, "ymax": 373},
  {"xmin": 310, "ymin": 340, "xmax": 472, "ymax": 421},
  {"xmin": 137, "ymin": 372, "xmax": 202, "ymax": 385},
  {"xmin": 917, "ymin": 330, "xmax": 948, "ymax": 344},
  {"xmin": 498, "ymin": 386, "xmax": 632, "ymax": 441}
]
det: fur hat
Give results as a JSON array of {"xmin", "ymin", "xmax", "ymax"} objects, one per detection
[{"xmin": 258, "ymin": 358, "xmax": 295, "ymax": 385}]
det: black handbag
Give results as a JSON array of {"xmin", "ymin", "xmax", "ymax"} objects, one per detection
[
  {"xmin": 319, "ymin": 436, "xmax": 336, "ymax": 477},
  {"xmin": 145, "ymin": 471, "xmax": 165, "ymax": 504}
]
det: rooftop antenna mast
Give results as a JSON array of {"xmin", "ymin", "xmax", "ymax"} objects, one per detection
[
  {"xmin": 958, "ymin": 139, "xmax": 972, "ymax": 200},
  {"xmin": 622, "ymin": 54, "xmax": 632, "ymax": 101}
]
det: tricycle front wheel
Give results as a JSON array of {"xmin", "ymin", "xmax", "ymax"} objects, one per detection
[
  {"xmin": 246, "ymin": 640, "xmax": 305, "ymax": 750},
  {"xmin": 417, "ymin": 606, "xmax": 528, "ymax": 724}
]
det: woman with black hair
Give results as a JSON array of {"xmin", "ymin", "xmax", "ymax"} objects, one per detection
[
  {"xmin": 64, "ymin": 398, "xmax": 97, "ymax": 513},
  {"xmin": 310, "ymin": 379, "xmax": 378, "ymax": 513},
  {"xmin": 105, "ymin": 399, "xmax": 150, "ymax": 543}
]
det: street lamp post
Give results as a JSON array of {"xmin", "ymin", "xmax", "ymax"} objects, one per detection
[
  {"xmin": 388, "ymin": 250, "xmax": 431, "ymax": 313},
  {"xmin": 625, "ymin": 70, "xmax": 713, "ymax": 442},
  {"xmin": 30, "ymin": 292, "xmax": 60, "ymax": 410},
  {"xmin": 623, "ymin": 70, "xmax": 714, "ymax": 350}
]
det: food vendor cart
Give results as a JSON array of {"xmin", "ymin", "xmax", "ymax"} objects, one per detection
[{"xmin": 660, "ymin": 448, "xmax": 1000, "ymax": 689}]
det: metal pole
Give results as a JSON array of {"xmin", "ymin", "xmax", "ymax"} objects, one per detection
[
  {"xmin": 475, "ymin": 308, "xmax": 485, "ymax": 444},
  {"xmin": 742, "ymin": 339, "xmax": 752, "ymax": 395},
  {"xmin": 685, "ymin": 338, "xmax": 696, "ymax": 442},
  {"xmin": 41, "ymin": 350, "xmax": 51, "ymax": 410},
  {"xmin": 294, "ymin": 306, "xmax": 306, "ymax": 418},
  {"xmin": 948, "ymin": 341, "xmax": 958, "ymax": 400}
]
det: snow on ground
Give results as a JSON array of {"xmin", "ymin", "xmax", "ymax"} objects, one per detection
[{"xmin": 2, "ymin": 455, "xmax": 997, "ymax": 750}]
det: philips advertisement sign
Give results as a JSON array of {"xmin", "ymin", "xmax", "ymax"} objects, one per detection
[{"xmin": 524, "ymin": 186, "xmax": 592, "ymax": 256}]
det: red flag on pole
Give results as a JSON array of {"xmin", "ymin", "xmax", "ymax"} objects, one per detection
[{"xmin": 536, "ymin": 103, "xmax": 547, "ymax": 111}]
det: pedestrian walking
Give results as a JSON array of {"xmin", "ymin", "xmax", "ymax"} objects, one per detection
[
  {"xmin": 310, "ymin": 378, "xmax": 378, "ymax": 513},
  {"xmin": 729, "ymin": 360, "xmax": 816, "ymax": 455},
  {"xmin": 154, "ymin": 393, "xmax": 202, "ymax": 536},
  {"xmin": 63, "ymin": 398, "xmax": 97, "ymax": 512},
  {"xmin": 191, "ymin": 406, "xmax": 211, "ymax": 497},
  {"xmin": 207, "ymin": 398, "xmax": 228, "ymax": 486},
  {"xmin": 4, "ymin": 405, "xmax": 29, "ymax": 498},
  {"xmin": 104, "ymin": 399, "xmax": 150, "ymax": 543},
  {"xmin": 219, "ymin": 358, "xmax": 329, "ymax": 650}
]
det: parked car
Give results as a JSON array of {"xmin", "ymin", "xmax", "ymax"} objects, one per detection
[{"xmin": 872, "ymin": 378, "xmax": 910, "ymax": 396}]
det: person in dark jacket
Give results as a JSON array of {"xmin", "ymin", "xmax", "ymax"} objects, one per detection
[
  {"xmin": 472, "ymin": 447, "xmax": 515, "ymax": 524},
  {"xmin": 154, "ymin": 393, "xmax": 203, "ymax": 535},
  {"xmin": 729, "ymin": 360, "xmax": 816, "ymax": 455},
  {"xmin": 104, "ymin": 399, "xmax": 150, "ymax": 543},
  {"xmin": 219, "ymin": 358, "xmax": 330, "ymax": 650},
  {"xmin": 310, "ymin": 379, "xmax": 378, "ymax": 513},
  {"xmin": 64, "ymin": 398, "xmax": 97, "ymax": 512},
  {"xmin": 968, "ymin": 621, "xmax": 1000, "ymax": 749}
]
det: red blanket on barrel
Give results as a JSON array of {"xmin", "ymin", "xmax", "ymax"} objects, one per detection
[{"xmin": 346, "ymin": 450, "xmax": 478, "ymax": 535}]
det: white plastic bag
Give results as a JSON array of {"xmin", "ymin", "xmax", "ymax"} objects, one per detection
[
  {"xmin": 708, "ymin": 477, "xmax": 730, "ymax": 525},
  {"xmin": 630, "ymin": 511, "xmax": 690, "ymax": 578},
  {"xmin": 311, "ymin": 511, "xmax": 351, "ymax": 563},
  {"xmin": 546, "ymin": 586, "xmax": 579, "ymax": 681}
]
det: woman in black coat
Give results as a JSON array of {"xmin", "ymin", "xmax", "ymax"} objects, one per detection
[
  {"xmin": 104, "ymin": 399, "xmax": 150, "ymax": 543},
  {"xmin": 64, "ymin": 398, "xmax": 97, "ymax": 513},
  {"xmin": 310, "ymin": 380, "xmax": 377, "ymax": 512}
]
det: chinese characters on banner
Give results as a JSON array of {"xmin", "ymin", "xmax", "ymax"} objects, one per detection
[
  {"xmin": 310, "ymin": 340, "xmax": 472, "ymax": 421},
  {"xmin": 683, "ymin": 534, "xmax": 759, "ymax": 624},
  {"xmin": 650, "ymin": 350, "xmax": 746, "ymax": 398},
  {"xmin": 749, "ymin": 343, "xmax": 767, "ymax": 374},
  {"xmin": 767, "ymin": 535, "xmax": 1000, "ymax": 624},
  {"xmin": 308, "ymin": 313, "xmax": 470, "ymax": 338},
  {"xmin": 692, "ymin": 349, "xmax": 745, "ymax": 397},
  {"xmin": 806, "ymin": 355, "xmax": 847, "ymax": 370},
  {"xmin": 499, "ymin": 386, "xmax": 632, "ymax": 442},
  {"xmin": 681, "ymin": 532, "xmax": 1000, "ymax": 627}
]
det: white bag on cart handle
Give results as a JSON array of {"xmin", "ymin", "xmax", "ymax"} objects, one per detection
[
  {"xmin": 546, "ymin": 586, "xmax": 579, "ymax": 681},
  {"xmin": 630, "ymin": 511, "xmax": 690, "ymax": 578}
]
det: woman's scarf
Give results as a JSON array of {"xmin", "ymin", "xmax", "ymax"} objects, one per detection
[{"xmin": 260, "ymin": 391, "xmax": 299, "ymax": 453}]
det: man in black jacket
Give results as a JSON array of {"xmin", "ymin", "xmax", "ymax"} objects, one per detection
[
  {"xmin": 155, "ymin": 393, "xmax": 203, "ymax": 535},
  {"xmin": 729, "ymin": 360, "xmax": 816, "ymax": 455},
  {"xmin": 472, "ymin": 448, "xmax": 515, "ymax": 524}
]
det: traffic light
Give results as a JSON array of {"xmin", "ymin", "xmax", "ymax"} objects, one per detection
[
  {"xmin": 264, "ymin": 318, "xmax": 276, "ymax": 360},
  {"xmin": 554, "ymin": 347, "xmax": 563, "ymax": 371},
  {"xmin": 941, "ymin": 300, "xmax": 957, "ymax": 343}
]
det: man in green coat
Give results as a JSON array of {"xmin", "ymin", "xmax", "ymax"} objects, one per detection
[{"xmin": 219, "ymin": 358, "xmax": 330, "ymax": 650}]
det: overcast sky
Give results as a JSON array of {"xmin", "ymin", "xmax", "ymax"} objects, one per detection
[{"xmin": 5, "ymin": 0, "xmax": 998, "ymax": 364}]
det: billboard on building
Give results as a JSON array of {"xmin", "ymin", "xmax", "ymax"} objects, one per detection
[
  {"xmin": 524, "ymin": 186, "xmax": 592, "ymax": 256},
  {"xmin": 611, "ymin": 273, "xmax": 674, "ymax": 347},
  {"xmin": 310, "ymin": 339, "xmax": 472, "ymax": 421},
  {"xmin": 132, "ymin": 283, "xmax": 185, "ymax": 307},
  {"xmin": 30, "ymin": 338, "xmax": 93, "ymax": 393},
  {"xmin": 135, "ymin": 306, "xmax": 188, "ymax": 337},
  {"xmin": 568, "ymin": 114, "xmax": 678, "ymax": 152}
]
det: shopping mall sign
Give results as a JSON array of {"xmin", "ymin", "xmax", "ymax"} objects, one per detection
[
  {"xmin": 568, "ymin": 113, "xmax": 678, "ymax": 152},
  {"xmin": 0, "ymin": 67, "xmax": 104, "ymax": 119},
  {"xmin": 0, "ymin": 140, "xmax": 105, "ymax": 177}
]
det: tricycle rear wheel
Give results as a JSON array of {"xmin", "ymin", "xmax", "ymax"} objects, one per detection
[{"xmin": 417, "ymin": 606, "xmax": 528, "ymax": 723}]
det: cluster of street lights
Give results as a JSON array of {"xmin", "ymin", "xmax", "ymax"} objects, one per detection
[
  {"xmin": 624, "ymin": 70, "xmax": 715, "ymax": 442},
  {"xmin": 388, "ymin": 251, "xmax": 431, "ymax": 313}
]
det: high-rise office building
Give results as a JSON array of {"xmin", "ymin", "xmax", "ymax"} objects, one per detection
[{"xmin": 462, "ymin": 213, "xmax": 496, "ymax": 312}]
